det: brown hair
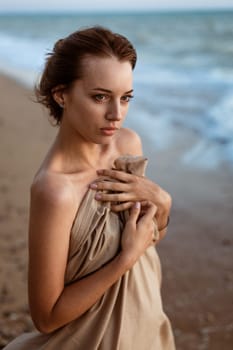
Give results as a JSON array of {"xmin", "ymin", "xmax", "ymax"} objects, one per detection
[{"xmin": 35, "ymin": 26, "xmax": 137, "ymax": 125}]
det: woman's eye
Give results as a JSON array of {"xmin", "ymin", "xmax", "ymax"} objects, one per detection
[
  {"xmin": 121, "ymin": 95, "xmax": 134, "ymax": 103},
  {"xmin": 94, "ymin": 94, "xmax": 108, "ymax": 102}
]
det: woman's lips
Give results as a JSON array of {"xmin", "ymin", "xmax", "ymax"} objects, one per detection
[{"xmin": 100, "ymin": 127, "xmax": 118, "ymax": 136}]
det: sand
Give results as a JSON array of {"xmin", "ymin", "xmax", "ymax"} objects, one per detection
[{"xmin": 0, "ymin": 74, "xmax": 232, "ymax": 349}]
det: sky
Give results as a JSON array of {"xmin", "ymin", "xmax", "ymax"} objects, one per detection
[{"xmin": 1, "ymin": 0, "xmax": 233, "ymax": 13}]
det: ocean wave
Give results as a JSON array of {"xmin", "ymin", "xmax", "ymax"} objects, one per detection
[
  {"xmin": 0, "ymin": 32, "xmax": 50, "ymax": 70},
  {"xmin": 0, "ymin": 12, "xmax": 233, "ymax": 169}
]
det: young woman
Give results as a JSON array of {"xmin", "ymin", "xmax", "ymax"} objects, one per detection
[{"xmin": 5, "ymin": 26, "xmax": 175, "ymax": 349}]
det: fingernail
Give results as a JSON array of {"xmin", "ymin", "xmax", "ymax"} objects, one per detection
[
  {"xmin": 95, "ymin": 193, "xmax": 102, "ymax": 200},
  {"xmin": 135, "ymin": 202, "xmax": 140, "ymax": 209},
  {"xmin": 89, "ymin": 183, "xmax": 97, "ymax": 189}
]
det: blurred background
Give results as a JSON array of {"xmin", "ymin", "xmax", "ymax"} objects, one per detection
[{"xmin": 0, "ymin": 1, "xmax": 233, "ymax": 349}]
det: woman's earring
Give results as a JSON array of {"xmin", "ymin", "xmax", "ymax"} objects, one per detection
[{"xmin": 59, "ymin": 102, "xmax": 64, "ymax": 108}]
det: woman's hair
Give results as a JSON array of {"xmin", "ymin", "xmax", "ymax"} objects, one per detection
[{"xmin": 35, "ymin": 26, "xmax": 137, "ymax": 125}]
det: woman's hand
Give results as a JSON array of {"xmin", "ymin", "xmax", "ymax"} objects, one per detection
[
  {"xmin": 90, "ymin": 169, "xmax": 155, "ymax": 211},
  {"xmin": 120, "ymin": 201, "xmax": 157, "ymax": 268},
  {"xmin": 89, "ymin": 169, "xmax": 172, "ymax": 235}
]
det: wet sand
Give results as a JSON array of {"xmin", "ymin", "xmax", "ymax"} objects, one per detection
[{"xmin": 0, "ymin": 74, "xmax": 232, "ymax": 349}]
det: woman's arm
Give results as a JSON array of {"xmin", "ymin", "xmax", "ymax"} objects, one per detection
[{"xmin": 28, "ymin": 177, "xmax": 156, "ymax": 334}]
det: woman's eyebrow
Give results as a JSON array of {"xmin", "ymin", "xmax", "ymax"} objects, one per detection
[{"xmin": 92, "ymin": 87, "xmax": 134, "ymax": 94}]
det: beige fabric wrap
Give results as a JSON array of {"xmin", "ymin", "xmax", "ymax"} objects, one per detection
[{"xmin": 4, "ymin": 155, "xmax": 175, "ymax": 350}]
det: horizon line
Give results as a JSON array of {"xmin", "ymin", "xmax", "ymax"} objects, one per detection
[{"xmin": 1, "ymin": 7, "xmax": 233, "ymax": 15}]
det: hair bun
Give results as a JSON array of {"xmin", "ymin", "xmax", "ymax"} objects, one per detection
[{"xmin": 54, "ymin": 39, "xmax": 64, "ymax": 52}]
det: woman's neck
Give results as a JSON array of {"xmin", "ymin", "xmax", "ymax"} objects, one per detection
[{"xmin": 44, "ymin": 124, "xmax": 114, "ymax": 175}]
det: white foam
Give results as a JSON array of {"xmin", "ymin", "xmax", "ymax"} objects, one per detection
[
  {"xmin": 210, "ymin": 67, "xmax": 233, "ymax": 84},
  {"xmin": 0, "ymin": 32, "xmax": 48, "ymax": 71},
  {"xmin": 134, "ymin": 63, "xmax": 192, "ymax": 85},
  {"xmin": 209, "ymin": 92, "xmax": 233, "ymax": 136},
  {"xmin": 125, "ymin": 105, "xmax": 174, "ymax": 150},
  {"xmin": 182, "ymin": 140, "xmax": 224, "ymax": 169}
]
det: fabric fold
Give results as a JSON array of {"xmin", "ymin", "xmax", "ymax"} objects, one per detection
[{"xmin": 4, "ymin": 155, "xmax": 175, "ymax": 350}]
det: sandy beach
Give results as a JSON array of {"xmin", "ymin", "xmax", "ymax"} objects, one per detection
[{"xmin": 0, "ymin": 74, "xmax": 232, "ymax": 349}]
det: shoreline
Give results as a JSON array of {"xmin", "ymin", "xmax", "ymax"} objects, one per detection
[{"xmin": 0, "ymin": 74, "xmax": 232, "ymax": 349}]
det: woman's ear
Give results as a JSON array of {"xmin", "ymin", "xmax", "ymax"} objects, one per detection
[{"xmin": 52, "ymin": 85, "xmax": 66, "ymax": 108}]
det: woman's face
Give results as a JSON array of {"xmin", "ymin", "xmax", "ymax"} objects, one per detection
[{"xmin": 61, "ymin": 55, "xmax": 133, "ymax": 144}]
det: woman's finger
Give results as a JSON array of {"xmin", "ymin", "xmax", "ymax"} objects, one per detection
[
  {"xmin": 95, "ymin": 192, "xmax": 134, "ymax": 202},
  {"xmin": 89, "ymin": 180, "xmax": 128, "ymax": 192},
  {"xmin": 139, "ymin": 202, "xmax": 157, "ymax": 222},
  {"xmin": 111, "ymin": 201, "xmax": 134, "ymax": 212},
  {"xmin": 97, "ymin": 169, "xmax": 133, "ymax": 182},
  {"xmin": 127, "ymin": 202, "xmax": 141, "ymax": 224}
]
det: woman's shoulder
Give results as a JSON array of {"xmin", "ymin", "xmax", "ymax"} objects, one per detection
[
  {"xmin": 30, "ymin": 169, "xmax": 76, "ymax": 211},
  {"xmin": 116, "ymin": 128, "xmax": 143, "ymax": 155}
]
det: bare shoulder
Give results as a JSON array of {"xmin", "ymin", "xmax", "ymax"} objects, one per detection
[
  {"xmin": 30, "ymin": 170, "xmax": 75, "ymax": 214},
  {"xmin": 116, "ymin": 128, "xmax": 143, "ymax": 156}
]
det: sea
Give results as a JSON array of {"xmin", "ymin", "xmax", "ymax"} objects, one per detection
[{"xmin": 0, "ymin": 10, "xmax": 233, "ymax": 169}]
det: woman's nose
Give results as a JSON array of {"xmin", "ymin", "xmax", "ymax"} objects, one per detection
[{"xmin": 105, "ymin": 101, "xmax": 122, "ymax": 121}]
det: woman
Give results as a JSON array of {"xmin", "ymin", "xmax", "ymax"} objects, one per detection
[{"xmin": 5, "ymin": 26, "xmax": 175, "ymax": 349}]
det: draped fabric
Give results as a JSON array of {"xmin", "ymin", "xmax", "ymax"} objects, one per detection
[{"xmin": 4, "ymin": 156, "xmax": 175, "ymax": 350}]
